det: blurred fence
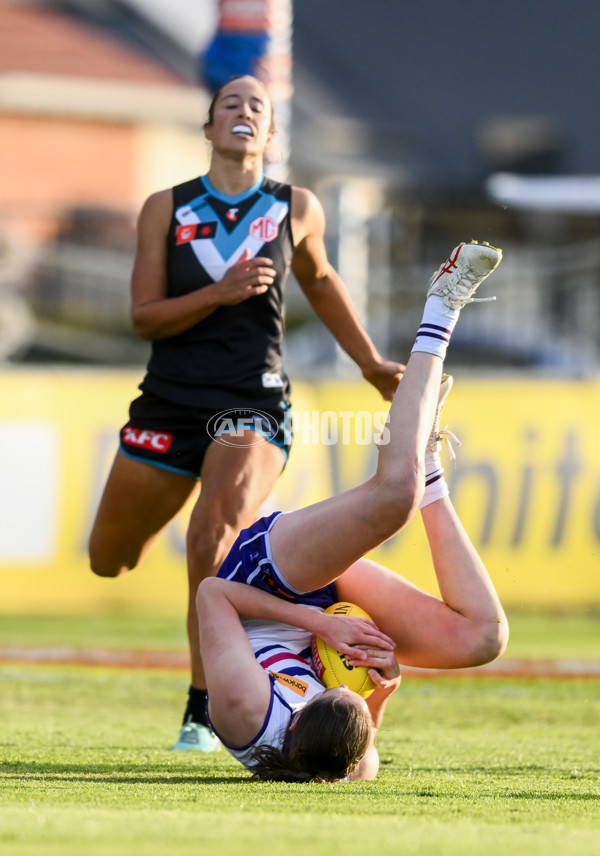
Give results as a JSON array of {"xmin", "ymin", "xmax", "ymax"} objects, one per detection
[
  {"xmin": 386, "ymin": 237, "xmax": 600, "ymax": 374},
  {"xmin": 0, "ymin": 206, "xmax": 147, "ymax": 364},
  {"xmin": 2, "ymin": 197, "xmax": 600, "ymax": 374}
]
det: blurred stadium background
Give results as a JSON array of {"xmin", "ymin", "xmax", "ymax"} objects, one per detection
[{"xmin": 1, "ymin": 0, "xmax": 599, "ymax": 619}]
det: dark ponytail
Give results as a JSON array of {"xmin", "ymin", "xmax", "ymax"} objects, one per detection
[
  {"xmin": 250, "ymin": 745, "xmax": 315, "ymax": 782},
  {"xmin": 250, "ymin": 694, "xmax": 372, "ymax": 783}
]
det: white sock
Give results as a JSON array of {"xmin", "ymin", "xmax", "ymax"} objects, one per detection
[
  {"xmin": 411, "ymin": 296, "xmax": 460, "ymax": 360},
  {"xmin": 420, "ymin": 449, "xmax": 449, "ymax": 509}
]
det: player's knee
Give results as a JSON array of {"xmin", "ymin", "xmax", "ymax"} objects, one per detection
[
  {"xmin": 88, "ymin": 537, "xmax": 134, "ymax": 578},
  {"xmin": 472, "ymin": 614, "xmax": 509, "ymax": 665},
  {"xmin": 89, "ymin": 558, "xmax": 123, "ymax": 578},
  {"xmin": 486, "ymin": 614, "xmax": 509, "ymax": 661},
  {"xmin": 373, "ymin": 463, "xmax": 421, "ymax": 528}
]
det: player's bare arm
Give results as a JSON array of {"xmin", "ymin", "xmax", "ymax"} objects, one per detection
[
  {"xmin": 197, "ymin": 577, "xmax": 395, "ymax": 655},
  {"xmin": 196, "ymin": 578, "xmax": 272, "ymax": 747},
  {"xmin": 290, "ymin": 187, "xmax": 405, "ymax": 401}
]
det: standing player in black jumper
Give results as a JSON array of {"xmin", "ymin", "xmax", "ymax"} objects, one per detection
[{"xmin": 88, "ymin": 75, "xmax": 404, "ymax": 751}]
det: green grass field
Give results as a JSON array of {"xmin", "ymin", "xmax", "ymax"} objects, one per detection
[{"xmin": 1, "ymin": 611, "xmax": 599, "ymax": 856}]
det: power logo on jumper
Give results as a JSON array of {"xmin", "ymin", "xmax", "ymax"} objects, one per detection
[{"xmin": 176, "ymin": 222, "xmax": 217, "ymax": 244}]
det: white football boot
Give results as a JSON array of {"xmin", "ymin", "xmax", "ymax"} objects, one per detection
[{"xmin": 427, "ymin": 241, "xmax": 502, "ymax": 309}]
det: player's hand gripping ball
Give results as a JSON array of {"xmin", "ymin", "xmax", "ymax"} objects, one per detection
[{"xmin": 311, "ymin": 602, "xmax": 376, "ymax": 698}]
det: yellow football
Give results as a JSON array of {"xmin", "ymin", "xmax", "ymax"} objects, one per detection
[{"xmin": 311, "ymin": 602, "xmax": 376, "ymax": 698}]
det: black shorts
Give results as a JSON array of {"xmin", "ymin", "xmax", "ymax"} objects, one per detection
[{"xmin": 119, "ymin": 390, "xmax": 292, "ymax": 479}]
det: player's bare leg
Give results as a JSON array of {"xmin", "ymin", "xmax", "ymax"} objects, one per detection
[
  {"xmin": 269, "ymin": 350, "xmax": 442, "ymax": 589},
  {"xmin": 271, "ymin": 241, "xmax": 503, "ymax": 601},
  {"xmin": 89, "ymin": 451, "xmax": 196, "ymax": 577}
]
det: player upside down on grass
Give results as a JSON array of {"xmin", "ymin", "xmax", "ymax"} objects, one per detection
[{"xmin": 196, "ymin": 241, "xmax": 509, "ymax": 782}]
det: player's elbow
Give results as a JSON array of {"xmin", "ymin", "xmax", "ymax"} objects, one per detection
[
  {"xmin": 130, "ymin": 309, "xmax": 155, "ymax": 340},
  {"xmin": 349, "ymin": 744, "xmax": 380, "ymax": 781},
  {"xmin": 196, "ymin": 576, "xmax": 222, "ymax": 616}
]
